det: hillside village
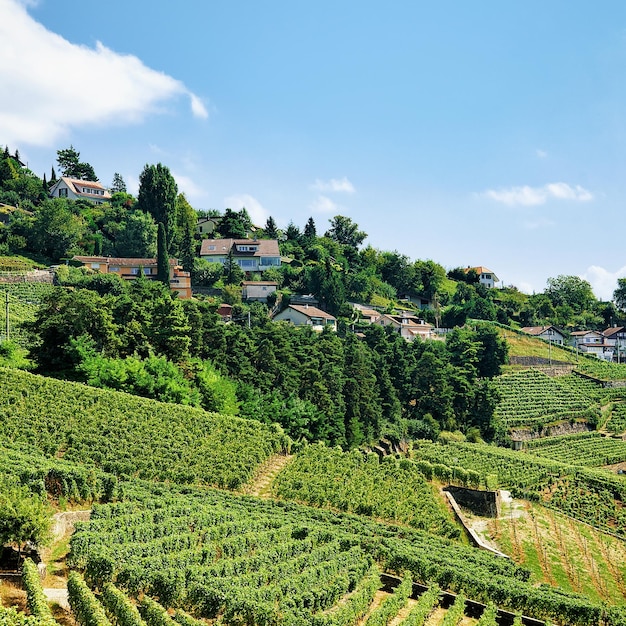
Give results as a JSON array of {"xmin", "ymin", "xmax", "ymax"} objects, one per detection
[{"xmin": 5, "ymin": 146, "xmax": 626, "ymax": 626}]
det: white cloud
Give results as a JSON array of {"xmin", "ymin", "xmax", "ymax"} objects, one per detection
[
  {"xmin": 481, "ymin": 182, "xmax": 593, "ymax": 207},
  {"xmin": 312, "ymin": 177, "xmax": 355, "ymax": 193},
  {"xmin": 223, "ymin": 193, "xmax": 269, "ymax": 226},
  {"xmin": 582, "ymin": 265, "xmax": 626, "ymax": 301},
  {"xmin": 0, "ymin": 0, "xmax": 207, "ymax": 147},
  {"xmin": 172, "ymin": 172, "xmax": 205, "ymax": 201},
  {"xmin": 309, "ymin": 195, "xmax": 341, "ymax": 214}
]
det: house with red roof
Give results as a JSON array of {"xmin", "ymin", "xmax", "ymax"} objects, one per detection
[
  {"xmin": 72, "ymin": 255, "xmax": 191, "ymax": 299},
  {"xmin": 200, "ymin": 238, "xmax": 281, "ymax": 274},
  {"xmin": 464, "ymin": 266, "xmax": 499, "ymax": 288}
]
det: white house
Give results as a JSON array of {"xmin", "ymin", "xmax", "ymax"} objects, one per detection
[
  {"xmin": 465, "ymin": 266, "xmax": 499, "ymax": 288},
  {"xmin": 570, "ymin": 329, "xmax": 613, "ymax": 360},
  {"xmin": 374, "ymin": 312, "xmax": 434, "ymax": 342},
  {"xmin": 242, "ymin": 281, "xmax": 278, "ymax": 302},
  {"xmin": 273, "ymin": 304, "xmax": 337, "ymax": 331},
  {"xmin": 49, "ymin": 177, "xmax": 111, "ymax": 205},
  {"xmin": 603, "ymin": 326, "xmax": 626, "ymax": 362}
]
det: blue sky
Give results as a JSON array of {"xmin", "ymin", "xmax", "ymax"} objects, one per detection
[{"xmin": 2, "ymin": 0, "xmax": 626, "ymax": 299}]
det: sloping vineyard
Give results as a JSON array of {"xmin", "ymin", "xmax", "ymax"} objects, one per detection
[
  {"xmin": 576, "ymin": 359, "xmax": 626, "ymax": 382},
  {"xmin": 0, "ymin": 282, "xmax": 54, "ymax": 345},
  {"xmin": 271, "ymin": 443, "xmax": 459, "ymax": 538},
  {"xmin": 0, "ymin": 368, "xmax": 289, "ymax": 489},
  {"xmin": 67, "ymin": 480, "xmax": 621, "ymax": 625},
  {"xmin": 411, "ymin": 440, "xmax": 626, "ymax": 536},
  {"xmin": 524, "ymin": 432, "xmax": 626, "ymax": 467},
  {"xmin": 606, "ymin": 403, "xmax": 626, "ymax": 435},
  {"xmin": 492, "ymin": 370, "xmax": 599, "ymax": 429}
]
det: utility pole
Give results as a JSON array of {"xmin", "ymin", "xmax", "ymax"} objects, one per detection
[{"xmin": 4, "ymin": 291, "xmax": 8, "ymax": 342}]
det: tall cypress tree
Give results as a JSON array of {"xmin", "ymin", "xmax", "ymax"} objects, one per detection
[
  {"xmin": 157, "ymin": 222, "xmax": 170, "ymax": 285},
  {"xmin": 137, "ymin": 164, "xmax": 178, "ymax": 252}
]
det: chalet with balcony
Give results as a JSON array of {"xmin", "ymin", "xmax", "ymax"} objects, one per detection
[{"xmin": 200, "ymin": 238, "xmax": 281, "ymax": 274}]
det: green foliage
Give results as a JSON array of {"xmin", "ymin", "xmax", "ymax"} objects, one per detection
[
  {"xmin": 57, "ymin": 146, "xmax": 98, "ymax": 181},
  {"xmin": 0, "ymin": 367, "xmax": 288, "ymax": 489},
  {"xmin": 274, "ymin": 444, "xmax": 459, "ymax": 537},
  {"xmin": 101, "ymin": 584, "xmax": 146, "ymax": 626},
  {"xmin": 137, "ymin": 164, "xmax": 178, "ymax": 251},
  {"xmin": 412, "ymin": 439, "xmax": 626, "ymax": 536},
  {"xmin": 68, "ymin": 479, "xmax": 606, "ymax": 626},
  {"xmin": 492, "ymin": 369, "xmax": 599, "ymax": 430},
  {"xmin": 156, "ymin": 223, "xmax": 169, "ymax": 284},
  {"xmin": 402, "ymin": 585, "xmax": 440, "ymax": 626},
  {"xmin": 0, "ymin": 480, "xmax": 50, "ymax": 549},
  {"xmin": 68, "ymin": 571, "xmax": 111, "ymax": 626},
  {"xmin": 365, "ymin": 573, "xmax": 412, "ymax": 625},
  {"xmin": 22, "ymin": 559, "xmax": 54, "ymax": 622}
]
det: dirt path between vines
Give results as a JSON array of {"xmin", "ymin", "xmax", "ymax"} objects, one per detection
[
  {"xmin": 42, "ymin": 510, "xmax": 91, "ymax": 614},
  {"xmin": 240, "ymin": 453, "xmax": 294, "ymax": 497}
]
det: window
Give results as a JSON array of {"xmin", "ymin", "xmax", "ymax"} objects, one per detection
[
  {"xmin": 59, "ymin": 188, "xmax": 68, "ymax": 197},
  {"xmin": 130, "ymin": 268, "xmax": 140, "ymax": 275},
  {"xmin": 90, "ymin": 263, "xmax": 100, "ymax": 270},
  {"xmin": 238, "ymin": 259, "xmax": 255, "ymax": 268},
  {"xmin": 208, "ymin": 245, "xmax": 216, "ymax": 251},
  {"xmin": 143, "ymin": 268, "xmax": 152, "ymax": 275},
  {"xmin": 109, "ymin": 266, "xmax": 119, "ymax": 272}
]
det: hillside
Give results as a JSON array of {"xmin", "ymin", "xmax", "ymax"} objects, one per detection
[{"xmin": 0, "ymin": 367, "xmax": 288, "ymax": 489}]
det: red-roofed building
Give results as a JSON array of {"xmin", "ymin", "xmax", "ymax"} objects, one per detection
[
  {"xmin": 520, "ymin": 325, "xmax": 565, "ymax": 345},
  {"xmin": 72, "ymin": 255, "xmax": 191, "ymax": 299}
]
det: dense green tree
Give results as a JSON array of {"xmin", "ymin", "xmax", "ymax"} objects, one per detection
[
  {"xmin": 264, "ymin": 216, "xmax": 279, "ymax": 239},
  {"xmin": 157, "ymin": 222, "xmax": 170, "ymax": 285},
  {"xmin": 26, "ymin": 288, "xmax": 120, "ymax": 371},
  {"xmin": 174, "ymin": 193, "xmax": 197, "ymax": 271},
  {"xmin": 303, "ymin": 216, "xmax": 317, "ymax": 242},
  {"xmin": 56, "ymin": 146, "xmax": 98, "ymax": 180},
  {"xmin": 217, "ymin": 208, "xmax": 248, "ymax": 239},
  {"xmin": 325, "ymin": 215, "xmax": 367, "ymax": 249},
  {"xmin": 137, "ymin": 163, "xmax": 178, "ymax": 250},
  {"xmin": 30, "ymin": 198, "xmax": 87, "ymax": 260},
  {"xmin": 111, "ymin": 173, "xmax": 127, "ymax": 193},
  {"xmin": 0, "ymin": 481, "xmax": 50, "ymax": 552},
  {"xmin": 106, "ymin": 210, "xmax": 157, "ymax": 258},
  {"xmin": 614, "ymin": 278, "xmax": 626, "ymax": 312},
  {"xmin": 546, "ymin": 275, "xmax": 596, "ymax": 314}
]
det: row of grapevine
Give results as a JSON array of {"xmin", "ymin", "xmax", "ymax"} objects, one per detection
[
  {"xmin": 272, "ymin": 444, "xmax": 460, "ymax": 538},
  {"xmin": 576, "ymin": 359, "xmax": 626, "ymax": 382},
  {"xmin": 364, "ymin": 573, "xmax": 412, "ymax": 625},
  {"xmin": 492, "ymin": 370, "xmax": 599, "ymax": 429},
  {"xmin": 606, "ymin": 402, "xmax": 626, "ymax": 435},
  {"xmin": 0, "ymin": 367, "xmax": 289, "ymax": 489},
  {"xmin": 411, "ymin": 440, "xmax": 626, "ymax": 536},
  {"xmin": 21, "ymin": 559, "xmax": 55, "ymax": 625},
  {"xmin": 66, "ymin": 478, "xmax": 622, "ymax": 625},
  {"xmin": 401, "ymin": 584, "xmax": 440, "ymax": 626},
  {"xmin": 524, "ymin": 432, "xmax": 626, "ymax": 467}
]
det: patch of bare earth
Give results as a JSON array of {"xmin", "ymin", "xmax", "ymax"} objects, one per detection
[{"xmin": 240, "ymin": 453, "xmax": 294, "ymax": 497}]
